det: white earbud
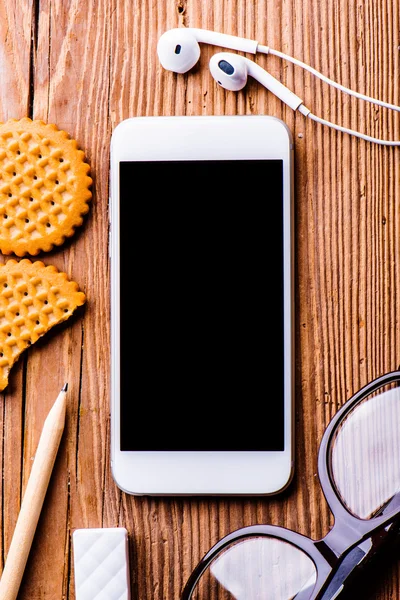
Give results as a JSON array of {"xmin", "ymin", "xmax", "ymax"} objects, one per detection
[
  {"xmin": 157, "ymin": 28, "xmax": 259, "ymax": 74},
  {"xmin": 209, "ymin": 52, "xmax": 304, "ymax": 112},
  {"xmin": 209, "ymin": 52, "xmax": 400, "ymax": 146}
]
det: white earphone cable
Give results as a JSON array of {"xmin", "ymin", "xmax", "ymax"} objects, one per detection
[
  {"xmin": 256, "ymin": 44, "xmax": 400, "ymax": 145},
  {"xmin": 297, "ymin": 105, "xmax": 400, "ymax": 146},
  {"xmin": 258, "ymin": 44, "xmax": 400, "ymax": 113}
]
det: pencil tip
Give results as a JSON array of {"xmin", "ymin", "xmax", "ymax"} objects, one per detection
[{"xmin": 62, "ymin": 382, "xmax": 68, "ymax": 392}]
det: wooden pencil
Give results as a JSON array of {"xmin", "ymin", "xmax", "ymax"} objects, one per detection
[{"xmin": 0, "ymin": 383, "xmax": 68, "ymax": 600}]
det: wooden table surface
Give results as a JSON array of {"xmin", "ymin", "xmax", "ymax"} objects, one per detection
[{"xmin": 0, "ymin": 1, "xmax": 398, "ymax": 599}]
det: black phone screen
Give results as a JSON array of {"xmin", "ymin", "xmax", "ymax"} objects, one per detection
[{"xmin": 119, "ymin": 159, "xmax": 287, "ymax": 451}]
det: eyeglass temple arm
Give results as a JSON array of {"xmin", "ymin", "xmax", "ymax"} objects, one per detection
[
  {"xmin": 313, "ymin": 496, "xmax": 400, "ymax": 600},
  {"xmin": 315, "ymin": 544, "xmax": 367, "ymax": 599}
]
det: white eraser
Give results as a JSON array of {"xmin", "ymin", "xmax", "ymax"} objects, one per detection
[{"xmin": 73, "ymin": 527, "xmax": 131, "ymax": 600}]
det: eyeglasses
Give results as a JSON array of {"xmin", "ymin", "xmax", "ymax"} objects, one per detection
[{"xmin": 181, "ymin": 371, "xmax": 400, "ymax": 600}]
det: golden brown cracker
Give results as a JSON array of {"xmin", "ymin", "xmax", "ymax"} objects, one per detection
[
  {"xmin": 0, "ymin": 117, "xmax": 92, "ymax": 256},
  {"xmin": 0, "ymin": 259, "xmax": 86, "ymax": 391}
]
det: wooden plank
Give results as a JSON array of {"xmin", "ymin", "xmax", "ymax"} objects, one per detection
[
  {"xmin": 0, "ymin": 0, "xmax": 34, "ymax": 586},
  {"xmin": 0, "ymin": 0, "xmax": 33, "ymax": 121},
  {"xmin": 15, "ymin": 0, "xmax": 114, "ymax": 597}
]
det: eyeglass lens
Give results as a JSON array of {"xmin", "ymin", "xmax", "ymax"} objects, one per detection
[
  {"xmin": 188, "ymin": 536, "xmax": 317, "ymax": 599},
  {"xmin": 331, "ymin": 382, "xmax": 400, "ymax": 519}
]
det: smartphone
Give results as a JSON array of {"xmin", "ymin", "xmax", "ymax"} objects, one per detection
[{"xmin": 110, "ymin": 115, "xmax": 295, "ymax": 496}]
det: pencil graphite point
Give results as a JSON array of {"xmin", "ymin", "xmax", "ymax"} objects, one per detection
[{"xmin": 62, "ymin": 382, "xmax": 68, "ymax": 392}]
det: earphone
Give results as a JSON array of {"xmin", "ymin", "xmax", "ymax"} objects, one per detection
[
  {"xmin": 209, "ymin": 53, "xmax": 304, "ymax": 111},
  {"xmin": 157, "ymin": 27, "xmax": 400, "ymax": 146}
]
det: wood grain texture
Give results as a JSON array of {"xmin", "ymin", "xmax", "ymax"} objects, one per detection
[{"xmin": 0, "ymin": 0, "xmax": 398, "ymax": 599}]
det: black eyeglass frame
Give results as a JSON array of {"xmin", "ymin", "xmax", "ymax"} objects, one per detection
[{"xmin": 181, "ymin": 370, "xmax": 400, "ymax": 600}]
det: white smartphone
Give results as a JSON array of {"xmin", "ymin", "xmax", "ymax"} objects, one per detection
[{"xmin": 110, "ymin": 115, "xmax": 295, "ymax": 496}]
